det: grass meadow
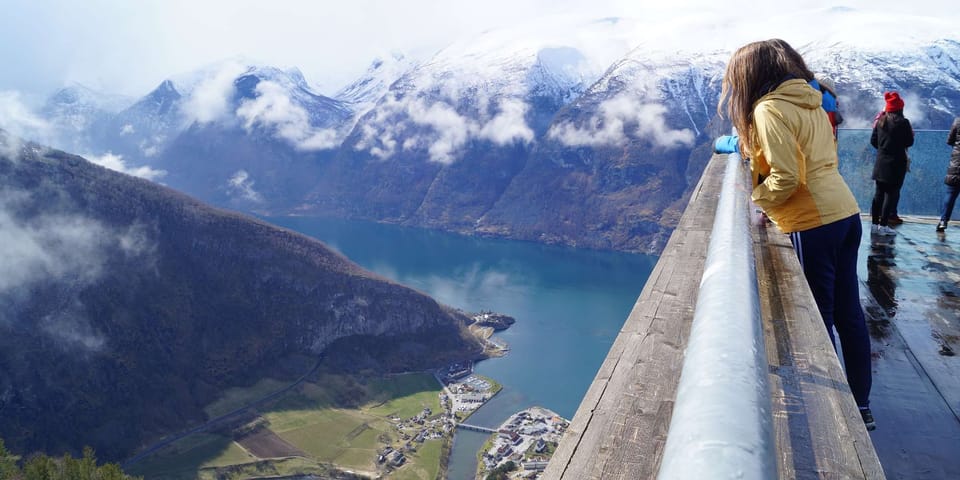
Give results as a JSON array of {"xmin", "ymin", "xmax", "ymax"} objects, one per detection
[{"xmin": 132, "ymin": 371, "xmax": 445, "ymax": 479}]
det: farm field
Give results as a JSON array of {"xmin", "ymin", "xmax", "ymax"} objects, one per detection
[{"xmin": 131, "ymin": 371, "xmax": 446, "ymax": 479}]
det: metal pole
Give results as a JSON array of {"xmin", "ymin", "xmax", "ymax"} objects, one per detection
[{"xmin": 657, "ymin": 152, "xmax": 777, "ymax": 480}]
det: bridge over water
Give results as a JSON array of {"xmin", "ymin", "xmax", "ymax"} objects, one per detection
[
  {"xmin": 544, "ymin": 130, "xmax": 960, "ymax": 479},
  {"xmin": 456, "ymin": 423, "xmax": 498, "ymax": 434}
]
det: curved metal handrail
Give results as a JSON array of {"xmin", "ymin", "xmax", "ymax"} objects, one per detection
[{"xmin": 656, "ymin": 152, "xmax": 777, "ymax": 480}]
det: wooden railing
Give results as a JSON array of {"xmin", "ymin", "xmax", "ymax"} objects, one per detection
[{"xmin": 542, "ymin": 153, "xmax": 884, "ymax": 479}]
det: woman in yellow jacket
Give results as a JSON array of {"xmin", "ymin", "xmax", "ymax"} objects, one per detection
[{"xmin": 720, "ymin": 39, "xmax": 875, "ymax": 430}]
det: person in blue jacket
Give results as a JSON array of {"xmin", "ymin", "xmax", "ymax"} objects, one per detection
[{"xmin": 813, "ymin": 73, "xmax": 843, "ymax": 139}]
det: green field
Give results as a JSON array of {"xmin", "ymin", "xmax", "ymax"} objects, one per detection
[
  {"xmin": 366, "ymin": 374, "xmax": 442, "ymax": 418},
  {"xmin": 203, "ymin": 378, "xmax": 290, "ymax": 418},
  {"xmin": 133, "ymin": 371, "xmax": 446, "ymax": 479},
  {"xmin": 127, "ymin": 434, "xmax": 254, "ymax": 480},
  {"xmin": 392, "ymin": 439, "xmax": 444, "ymax": 480}
]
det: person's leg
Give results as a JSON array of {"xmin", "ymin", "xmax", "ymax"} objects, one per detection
[
  {"xmin": 790, "ymin": 226, "xmax": 839, "ymax": 349},
  {"xmin": 871, "ymin": 182, "xmax": 884, "ymax": 226},
  {"xmin": 942, "ymin": 184, "xmax": 960, "ymax": 224},
  {"xmin": 831, "ymin": 215, "xmax": 873, "ymax": 409},
  {"xmin": 880, "ymin": 182, "xmax": 899, "ymax": 227}
]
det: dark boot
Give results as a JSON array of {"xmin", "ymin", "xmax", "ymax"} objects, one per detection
[{"xmin": 937, "ymin": 221, "xmax": 947, "ymax": 232}]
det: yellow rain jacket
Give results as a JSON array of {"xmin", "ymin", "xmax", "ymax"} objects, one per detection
[{"xmin": 747, "ymin": 79, "xmax": 860, "ymax": 233}]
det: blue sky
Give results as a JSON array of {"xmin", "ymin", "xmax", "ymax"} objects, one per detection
[{"xmin": 0, "ymin": 0, "xmax": 954, "ymax": 100}]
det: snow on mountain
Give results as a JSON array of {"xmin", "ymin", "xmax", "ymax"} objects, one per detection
[
  {"xmin": 801, "ymin": 38, "xmax": 960, "ymax": 128},
  {"xmin": 349, "ymin": 16, "xmax": 646, "ymax": 164},
  {"xmin": 336, "ymin": 52, "xmax": 417, "ymax": 115},
  {"xmin": 39, "ymin": 83, "xmax": 133, "ymax": 153},
  {"xmin": 42, "ymin": 83, "xmax": 133, "ymax": 119},
  {"xmin": 549, "ymin": 46, "xmax": 728, "ymax": 151},
  {"xmin": 93, "ymin": 60, "xmax": 354, "ymax": 164}
]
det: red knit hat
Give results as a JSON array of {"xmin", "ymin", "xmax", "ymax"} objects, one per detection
[{"xmin": 884, "ymin": 91, "xmax": 904, "ymax": 112}]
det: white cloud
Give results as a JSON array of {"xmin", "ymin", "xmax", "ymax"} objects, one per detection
[
  {"xmin": 0, "ymin": 1, "xmax": 956, "ymax": 101},
  {"xmin": 478, "ymin": 98, "xmax": 535, "ymax": 145},
  {"xmin": 0, "ymin": 188, "xmax": 158, "ymax": 350},
  {"xmin": 0, "ymin": 130, "xmax": 25, "ymax": 161},
  {"xmin": 86, "ymin": 152, "xmax": 167, "ymax": 181},
  {"xmin": 902, "ymin": 91, "xmax": 928, "ymax": 127},
  {"xmin": 357, "ymin": 94, "xmax": 533, "ymax": 164},
  {"xmin": 405, "ymin": 98, "xmax": 471, "ymax": 164},
  {"xmin": 1, "ymin": 192, "xmax": 105, "ymax": 294},
  {"xmin": 236, "ymin": 80, "xmax": 340, "ymax": 150},
  {"xmin": 0, "ymin": 186, "xmax": 157, "ymax": 351},
  {"xmin": 634, "ymin": 102, "xmax": 696, "ymax": 148},
  {"xmin": 549, "ymin": 94, "xmax": 694, "ymax": 148},
  {"xmin": 0, "ymin": 90, "xmax": 52, "ymax": 144},
  {"xmin": 120, "ymin": 124, "xmax": 135, "ymax": 135},
  {"xmin": 40, "ymin": 304, "xmax": 106, "ymax": 352},
  {"xmin": 141, "ymin": 143, "xmax": 160, "ymax": 157},
  {"xmin": 227, "ymin": 170, "xmax": 264, "ymax": 202},
  {"xmin": 182, "ymin": 61, "xmax": 247, "ymax": 124}
]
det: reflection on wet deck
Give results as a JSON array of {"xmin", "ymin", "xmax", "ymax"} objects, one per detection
[{"xmin": 859, "ymin": 216, "xmax": 960, "ymax": 479}]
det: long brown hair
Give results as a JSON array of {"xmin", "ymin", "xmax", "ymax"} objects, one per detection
[{"xmin": 719, "ymin": 39, "xmax": 814, "ymax": 153}]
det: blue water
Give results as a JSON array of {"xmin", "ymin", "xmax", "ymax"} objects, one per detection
[
  {"xmin": 265, "ymin": 216, "xmax": 657, "ymax": 480},
  {"xmin": 838, "ymin": 129, "xmax": 952, "ymax": 216}
]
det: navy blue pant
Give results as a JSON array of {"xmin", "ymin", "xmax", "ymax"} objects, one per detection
[
  {"xmin": 940, "ymin": 184, "xmax": 960, "ymax": 224},
  {"xmin": 789, "ymin": 214, "xmax": 872, "ymax": 408}
]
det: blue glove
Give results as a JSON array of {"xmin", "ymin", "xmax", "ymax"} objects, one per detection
[{"xmin": 714, "ymin": 135, "xmax": 740, "ymax": 154}]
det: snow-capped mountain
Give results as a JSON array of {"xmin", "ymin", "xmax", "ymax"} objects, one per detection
[
  {"xmin": 803, "ymin": 38, "xmax": 960, "ymax": 128},
  {"xmin": 40, "ymin": 83, "xmax": 133, "ymax": 154},
  {"xmin": 94, "ymin": 62, "xmax": 353, "ymax": 164},
  {"xmin": 336, "ymin": 53, "xmax": 418, "ymax": 117},
  {"xmin": 22, "ymin": 8, "xmax": 960, "ymax": 253}
]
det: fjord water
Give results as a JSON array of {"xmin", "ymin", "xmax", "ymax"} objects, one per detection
[{"xmin": 266, "ymin": 216, "xmax": 657, "ymax": 479}]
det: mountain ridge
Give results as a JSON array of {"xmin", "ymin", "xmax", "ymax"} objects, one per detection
[
  {"xmin": 25, "ymin": 15, "xmax": 960, "ymax": 254},
  {"xmin": 0, "ymin": 129, "xmax": 484, "ymax": 461}
]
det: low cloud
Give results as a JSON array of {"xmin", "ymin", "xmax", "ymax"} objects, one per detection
[
  {"xmin": 0, "ymin": 91, "xmax": 52, "ymax": 146},
  {"xmin": 0, "ymin": 130, "xmax": 26, "ymax": 161},
  {"xmin": 236, "ymin": 80, "xmax": 340, "ymax": 151},
  {"xmin": 182, "ymin": 61, "xmax": 247, "ymax": 124},
  {"xmin": 0, "ymin": 193, "xmax": 108, "ymax": 294},
  {"xmin": 227, "ymin": 170, "xmax": 264, "ymax": 202},
  {"xmin": 405, "ymin": 98, "xmax": 471, "ymax": 164},
  {"xmin": 478, "ymin": 98, "xmax": 535, "ymax": 144},
  {"xmin": 357, "ymin": 94, "xmax": 534, "ymax": 164},
  {"xmin": 549, "ymin": 94, "xmax": 694, "ymax": 148},
  {"xmin": 86, "ymin": 152, "xmax": 167, "ymax": 181},
  {"xmin": 0, "ymin": 187, "xmax": 157, "ymax": 351},
  {"xmin": 40, "ymin": 303, "xmax": 107, "ymax": 352},
  {"xmin": 359, "ymin": 123, "xmax": 399, "ymax": 160},
  {"xmin": 120, "ymin": 124, "xmax": 135, "ymax": 135},
  {"xmin": 902, "ymin": 91, "xmax": 927, "ymax": 127}
]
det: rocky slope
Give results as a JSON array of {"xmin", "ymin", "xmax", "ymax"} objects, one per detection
[{"xmin": 0, "ymin": 130, "xmax": 483, "ymax": 460}]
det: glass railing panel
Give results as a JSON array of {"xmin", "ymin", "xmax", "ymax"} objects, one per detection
[{"xmin": 838, "ymin": 129, "xmax": 952, "ymax": 217}]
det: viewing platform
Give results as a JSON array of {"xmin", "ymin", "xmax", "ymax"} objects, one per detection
[{"xmin": 544, "ymin": 151, "xmax": 960, "ymax": 479}]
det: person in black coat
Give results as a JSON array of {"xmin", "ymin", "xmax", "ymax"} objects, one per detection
[
  {"xmin": 870, "ymin": 91, "xmax": 914, "ymax": 235},
  {"xmin": 937, "ymin": 117, "xmax": 960, "ymax": 231}
]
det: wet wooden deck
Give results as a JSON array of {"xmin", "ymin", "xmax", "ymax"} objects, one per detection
[
  {"xmin": 543, "ymin": 153, "xmax": 905, "ymax": 479},
  {"xmin": 859, "ymin": 217, "xmax": 960, "ymax": 479}
]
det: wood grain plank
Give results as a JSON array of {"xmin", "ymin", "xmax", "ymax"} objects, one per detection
[{"xmin": 756, "ymin": 218, "xmax": 885, "ymax": 479}]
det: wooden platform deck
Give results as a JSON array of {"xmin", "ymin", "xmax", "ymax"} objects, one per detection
[{"xmin": 543, "ymin": 153, "xmax": 884, "ymax": 479}]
